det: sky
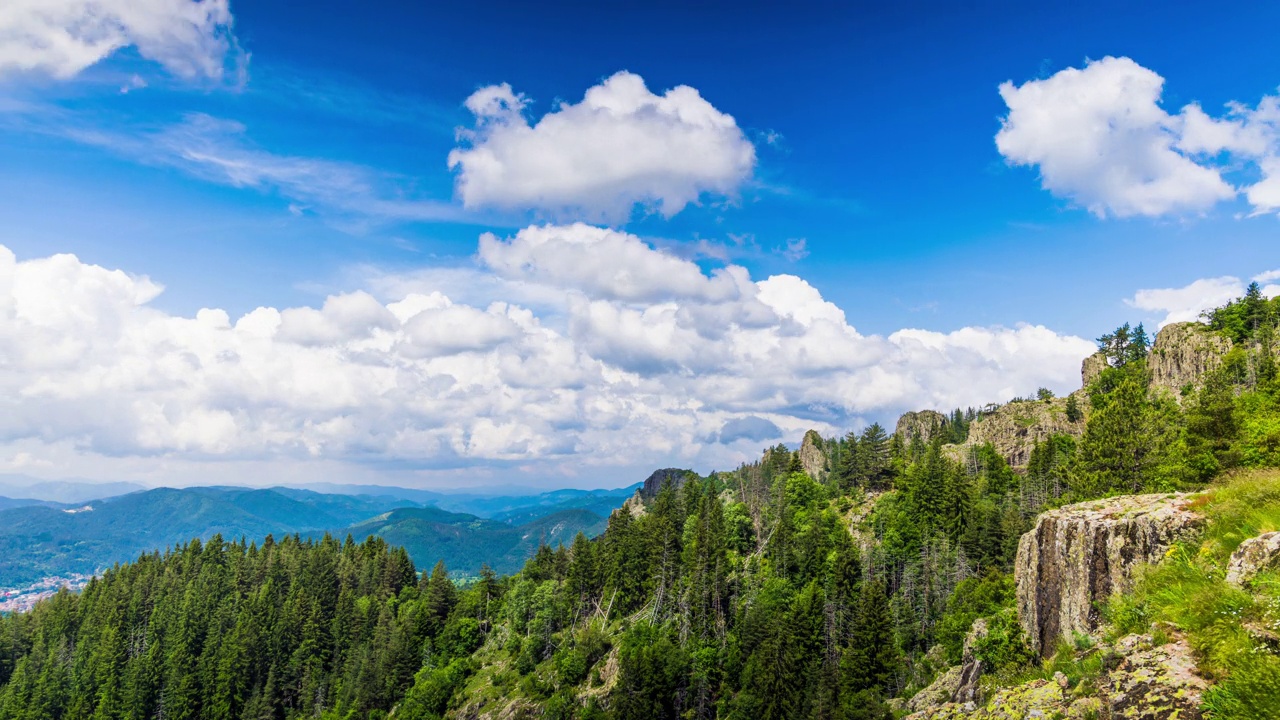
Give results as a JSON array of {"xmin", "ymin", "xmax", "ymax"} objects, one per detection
[{"xmin": 0, "ymin": 0, "xmax": 1277, "ymax": 491}]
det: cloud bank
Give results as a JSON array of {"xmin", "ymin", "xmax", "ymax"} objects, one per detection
[
  {"xmin": 997, "ymin": 56, "xmax": 1280, "ymax": 218},
  {"xmin": 448, "ymin": 71, "xmax": 757, "ymax": 222},
  {"xmin": 0, "ymin": 0, "xmax": 240, "ymax": 80},
  {"xmin": 0, "ymin": 225, "xmax": 1095, "ymax": 484},
  {"xmin": 1128, "ymin": 270, "xmax": 1280, "ymax": 328}
]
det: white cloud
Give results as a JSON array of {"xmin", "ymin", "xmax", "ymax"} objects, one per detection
[
  {"xmin": 1128, "ymin": 271, "xmax": 1280, "ymax": 328},
  {"xmin": 0, "ymin": 230, "xmax": 1097, "ymax": 484},
  {"xmin": 448, "ymin": 71, "xmax": 756, "ymax": 222},
  {"xmin": 997, "ymin": 57, "xmax": 1280, "ymax": 218},
  {"xmin": 0, "ymin": 0, "xmax": 240, "ymax": 80},
  {"xmin": 1127, "ymin": 275, "xmax": 1248, "ymax": 328},
  {"xmin": 996, "ymin": 57, "xmax": 1235, "ymax": 217},
  {"xmin": 478, "ymin": 223, "xmax": 745, "ymax": 303}
]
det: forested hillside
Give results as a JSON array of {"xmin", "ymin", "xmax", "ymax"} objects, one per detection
[
  {"xmin": 0, "ymin": 485, "xmax": 625, "ymax": 591},
  {"xmin": 0, "ymin": 286, "xmax": 1277, "ymax": 719}
]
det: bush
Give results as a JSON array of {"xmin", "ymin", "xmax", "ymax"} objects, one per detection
[
  {"xmin": 972, "ymin": 610, "xmax": 1036, "ymax": 675},
  {"xmin": 555, "ymin": 648, "xmax": 588, "ymax": 686}
]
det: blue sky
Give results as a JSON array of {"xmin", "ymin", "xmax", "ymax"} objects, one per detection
[{"xmin": 0, "ymin": 1, "xmax": 1276, "ymax": 489}]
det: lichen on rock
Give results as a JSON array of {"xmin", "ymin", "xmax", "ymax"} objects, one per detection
[
  {"xmin": 1225, "ymin": 530, "xmax": 1280, "ymax": 587},
  {"xmin": 1107, "ymin": 634, "xmax": 1206, "ymax": 720},
  {"xmin": 1015, "ymin": 493, "xmax": 1204, "ymax": 655}
]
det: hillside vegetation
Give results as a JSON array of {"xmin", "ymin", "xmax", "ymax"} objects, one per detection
[{"xmin": 0, "ymin": 287, "xmax": 1277, "ymax": 719}]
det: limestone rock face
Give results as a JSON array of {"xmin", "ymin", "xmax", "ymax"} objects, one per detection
[
  {"xmin": 1014, "ymin": 494, "xmax": 1204, "ymax": 655},
  {"xmin": 1082, "ymin": 350, "xmax": 1110, "ymax": 387},
  {"xmin": 799, "ymin": 429, "xmax": 828, "ymax": 481},
  {"xmin": 1149, "ymin": 321, "xmax": 1233, "ymax": 399},
  {"xmin": 960, "ymin": 396, "xmax": 1084, "ymax": 468},
  {"xmin": 1226, "ymin": 530, "xmax": 1280, "ymax": 587},
  {"xmin": 896, "ymin": 410, "xmax": 946, "ymax": 444}
]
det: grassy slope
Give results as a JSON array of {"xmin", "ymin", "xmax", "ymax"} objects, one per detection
[{"xmin": 1105, "ymin": 469, "xmax": 1280, "ymax": 719}]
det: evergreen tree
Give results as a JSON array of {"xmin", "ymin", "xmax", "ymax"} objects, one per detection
[{"xmin": 1065, "ymin": 393, "xmax": 1083, "ymax": 423}]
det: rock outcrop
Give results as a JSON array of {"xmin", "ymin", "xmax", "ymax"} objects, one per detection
[
  {"xmin": 959, "ymin": 396, "xmax": 1084, "ymax": 468},
  {"xmin": 906, "ymin": 632, "xmax": 1205, "ymax": 720},
  {"xmin": 952, "ymin": 617, "xmax": 988, "ymax": 705},
  {"xmin": 905, "ymin": 617, "xmax": 990, "ymax": 714},
  {"xmin": 1107, "ymin": 634, "xmax": 1206, "ymax": 720},
  {"xmin": 640, "ymin": 468, "xmax": 691, "ymax": 498},
  {"xmin": 896, "ymin": 410, "xmax": 946, "ymax": 444},
  {"xmin": 1082, "ymin": 350, "xmax": 1110, "ymax": 387},
  {"xmin": 799, "ymin": 429, "xmax": 828, "ymax": 481},
  {"xmin": 1226, "ymin": 530, "xmax": 1280, "ymax": 587},
  {"xmin": 1149, "ymin": 321, "xmax": 1233, "ymax": 399},
  {"xmin": 1015, "ymin": 493, "xmax": 1204, "ymax": 655},
  {"xmin": 906, "ymin": 666, "xmax": 964, "ymax": 714}
]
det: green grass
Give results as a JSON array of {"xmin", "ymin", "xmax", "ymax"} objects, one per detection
[{"xmin": 1106, "ymin": 470, "xmax": 1280, "ymax": 720}]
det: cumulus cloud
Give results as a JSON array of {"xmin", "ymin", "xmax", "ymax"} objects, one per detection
[
  {"xmin": 448, "ymin": 71, "xmax": 756, "ymax": 222},
  {"xmin": 0, "ymin": 0, "xmax": 240, "ymax": 80},
  {"xmin": 996, "ymin": 57, "xmax": 1235, "ymax": 217},
  {"xmin": 997, "ymin": 56, "xmax": 1280, "ymax": 217},
  {"xmin": 1127, "ymin": 271, "xmax": 1280, "ymax": 328},
  {"xmin": 1256, "ymin": 269, "xmax": 1280, "ymax": 298},
  {"xmin": 0, "ymin": 229, "xmax": 1097, "ymax": 483},
  {"xmin": 478, "ymin": 223, "xmax": 746, "ymax": 303}
]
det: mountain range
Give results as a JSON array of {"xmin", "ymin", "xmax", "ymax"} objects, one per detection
[{"xmin": 0, "ymin": 482, "xmax": 638, "ymax": 589}]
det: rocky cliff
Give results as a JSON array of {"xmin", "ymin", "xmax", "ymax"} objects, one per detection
[
  {"xmin": 798, "ymin": 430, "xmax": 828, "ymax": 481},
  {"xmin": 942, "ymin": 322, "xmax": 1234, "ymax": 469},
  {"xmin": 639, "ymin": 468, "xmax": 692, "ymax": 498},
  {"xmin": 957, "ymin": 395, "xmax": 1084, "ymax": 468},
  {"xmin": 896, "ymin": 410, "xmax": 946, "ymax": 444},
  {"xmin": 1014, "ymin": 493, "xmax": 1203, "ymax": 656},
  {"xmin": 1149, "ymin": 321, "xmax": 1233, "ymax": 399},
  {"xmin": 1081, "ymin": 350, "xmax": 1109, "ymax": 387}
]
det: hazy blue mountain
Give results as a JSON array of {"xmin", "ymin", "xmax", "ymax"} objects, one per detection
[
  {"xmin": 0, "ymin": 497, "xmax": 65, "ymax": 511},
  {"xmin": 0, "ymin": 487, "xmax": 415, "ymax": 589},
  {"xmin": 0, "ymin": 484, "xmax": 619, "ymax": 589},
  {"xmin": 296, "ymin": 480, "xmax": 641, "ymax": 520},
  {"xmin": 342, "ymin": 506, "xmax": 609, "ymax": 575},
  {"xmin": 0, "ymin": 476, "xmax": 147, "ymax": 504}
]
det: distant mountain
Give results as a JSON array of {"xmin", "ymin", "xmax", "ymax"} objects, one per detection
[
  {"xmin": 0, "ymin": 487, "xmax": 415, "ymax": 589},
  {"xmin": 297, "ymin": 480, "xmax": 641, "ymax": 520},
  {"xmin": 343, "ymin": 506, "xmax": 609, "ymax": 575},
  {"xmin": 0, "ymin": 483, "xmax": 619, "ymax": 589},
  {"xmin": 0, "ymin": 496, "xmax": 65, "ymax": 511},
  {"xmin": 488, "ymin": 491, "xmax": 638, "ymax": 525},
  {"xmin": 0, "ymin": 475, "xmax": 146, "ymax": 503}
]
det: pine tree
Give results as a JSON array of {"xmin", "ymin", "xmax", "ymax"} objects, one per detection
[
  {"xmin": 860, "ymin": 423, "xmax": 892, "ymax": 489},
  {"xmin": 1074, "ymin": 362, "xmax": 1177, "ymax": 495},
  {"xmin": 422, "ymin": 561, "xmax": 457, "ymax": 638},
  {"xmin": 841, "ymin": 579, "xmax": 897, "ymax": 696},
  {"xmin": 1065, "ymin": 393, "xmax": 1083, "ymax": 423}
]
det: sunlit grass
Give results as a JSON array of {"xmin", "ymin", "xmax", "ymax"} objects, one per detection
[{"xmin": 1107, "ymin": 470, "xmax": 1280, "ymax": 720}]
